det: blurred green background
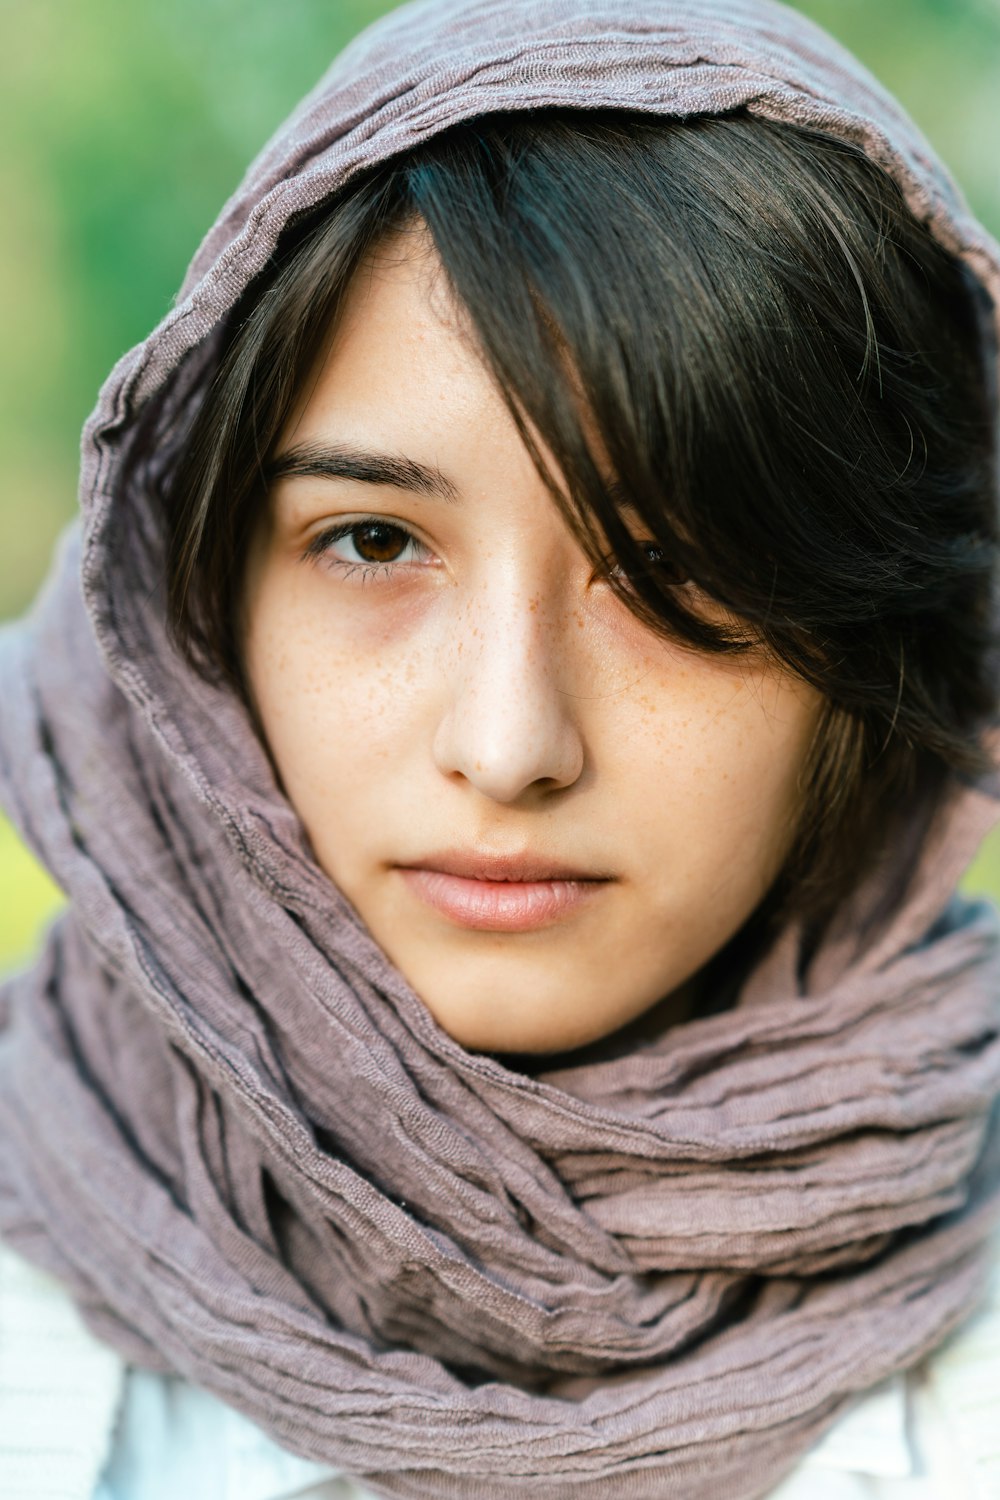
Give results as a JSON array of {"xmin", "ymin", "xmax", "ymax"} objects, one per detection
[{"xmin": 2, "ymin": 0, "xmax": 1000, "ymax": 973}]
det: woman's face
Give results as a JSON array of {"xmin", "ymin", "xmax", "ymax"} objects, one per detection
[{"xmin": 241, "ymin": 226, "xmax": 823, "ymax": 1055}]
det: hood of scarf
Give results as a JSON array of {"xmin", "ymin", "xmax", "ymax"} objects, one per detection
[{"xmin": 3, "ymin": 2, "xmax": 1000, "ymax": 1498}]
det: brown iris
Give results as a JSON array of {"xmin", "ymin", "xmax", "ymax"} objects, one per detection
[{"xmin": 350, "ymin": 521, "xmax": 410, "ymax": 563}]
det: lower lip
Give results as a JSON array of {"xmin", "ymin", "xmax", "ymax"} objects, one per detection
[{"xmin": 398, "ymin": 869, "xmax": 607, "ymax": 932}]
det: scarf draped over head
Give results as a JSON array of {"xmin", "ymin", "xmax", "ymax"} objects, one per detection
[{"xmin": 3, "ymin": 1, "xmax": 1000, "ymax": 1496}]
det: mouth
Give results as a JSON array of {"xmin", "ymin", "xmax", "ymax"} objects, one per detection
[{"xmin": 394, "ymin": 850, "xmax": 614, "ymax": 932}]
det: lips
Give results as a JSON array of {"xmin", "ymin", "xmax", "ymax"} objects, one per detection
[
  {"xmin": 395, "ymin": 849, "xmax": 613, "ymax": 932},
  {"xmin": 400, "ymin": 849, "xmax": 609, "ymax": 883}
]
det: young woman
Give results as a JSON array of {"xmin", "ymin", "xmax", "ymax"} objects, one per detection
[{"xmin": 2, "ymin": 0, "xmax": 1000, "ymax": 1496}]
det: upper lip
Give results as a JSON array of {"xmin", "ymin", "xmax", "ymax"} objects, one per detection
[{"xmin": 396, "ymin": 849, "xmax": 613, "ymax": 882}]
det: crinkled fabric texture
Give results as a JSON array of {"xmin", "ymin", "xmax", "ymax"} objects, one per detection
[{"xmin": 3, "ymin": 1, "xmax": 1000, "ymax": 1497}]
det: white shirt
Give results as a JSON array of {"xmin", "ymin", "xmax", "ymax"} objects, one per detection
[{"xmin": 2, "ymin": 1240, "xmax": 998, "ymax": 1500}]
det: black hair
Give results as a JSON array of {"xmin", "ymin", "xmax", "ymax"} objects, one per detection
[{"xmin": 148, "ymin": 108, "xmax": 1000, "ymax": 946}]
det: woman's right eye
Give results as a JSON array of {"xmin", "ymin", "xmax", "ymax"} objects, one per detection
[{"xmin": 303, "ymin": 518, "xmax": 433, "ymax": 578}]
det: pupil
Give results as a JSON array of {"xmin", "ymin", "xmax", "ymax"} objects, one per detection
[{"xmin": 355, "ymin": 522, "xmax": 407, "ymax": 563}]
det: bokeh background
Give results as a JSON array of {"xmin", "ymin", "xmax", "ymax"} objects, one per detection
[{"xmin": 2, "ymin": 0, "xmax": 1000, "ymax": 973}]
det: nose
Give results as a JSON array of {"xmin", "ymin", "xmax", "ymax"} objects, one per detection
[{"xmin": 432, "ymin": 580, "xmax": 585, "ymax": 804}]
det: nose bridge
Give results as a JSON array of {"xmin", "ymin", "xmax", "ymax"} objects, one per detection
[{"xmin": 433, "ymin": 561, "xmax": 584, "ymax": 802}]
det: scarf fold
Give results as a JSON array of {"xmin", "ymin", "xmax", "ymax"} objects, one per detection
[{"xmin": 3, "ymin": 2, "xmax": 1000, "ymax": 1496}]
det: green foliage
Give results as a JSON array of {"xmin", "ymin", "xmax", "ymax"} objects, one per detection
[
  {"xmin": 0, "ymin": 817, "xmax": 64, "ymax": 976},
  {"xmin": 963, "ymin": 825, "xmax": 1000, "ymax": 904}
]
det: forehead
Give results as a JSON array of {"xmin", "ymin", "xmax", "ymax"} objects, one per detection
[
  {"xmin": 282, "ymin": 221, "xmax": 481, "ymax": 422},
  {"xmin": 274, "ymin": 219, "xmax": 607, "ymax": 518}
]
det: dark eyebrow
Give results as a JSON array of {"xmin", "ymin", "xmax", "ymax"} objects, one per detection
[{"xmin": 265, "ymin": 441, "xmax": 460, "ymax": 502}]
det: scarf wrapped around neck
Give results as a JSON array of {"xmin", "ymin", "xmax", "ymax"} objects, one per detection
[{"xmin": 3, "ymin": 1, "xmax": 1000, "ymax": 1495}]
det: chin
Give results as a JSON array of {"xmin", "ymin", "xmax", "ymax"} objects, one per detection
[{"xmin": 418, "ymin": 987, "xmax": 638, "ymax": 1058}]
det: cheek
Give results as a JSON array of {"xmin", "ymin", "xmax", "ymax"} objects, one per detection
[
  {"xmin": 242, "ymin": 566, "xmax": 438, "ymax": 835},
  {"xmin": 615, "ymin": 653, "xmax": 819, "ymax": 888}
]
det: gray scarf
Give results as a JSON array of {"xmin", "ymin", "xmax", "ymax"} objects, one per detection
[{"xmin": 2, "ymin": 1, "xmax": 1000, "ymax": 1495}]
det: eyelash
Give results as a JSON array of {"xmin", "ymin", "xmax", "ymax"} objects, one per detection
[{"xmin": 303, "ymin": 518, "xmax": 433, "ymax": 582}]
